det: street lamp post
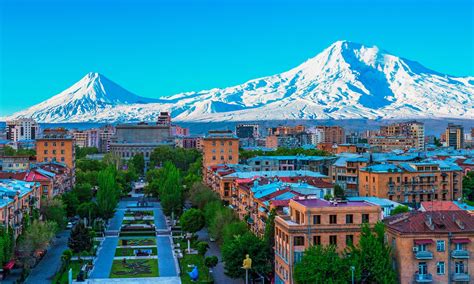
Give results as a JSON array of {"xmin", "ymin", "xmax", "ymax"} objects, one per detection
[{"xmin": 351, "ymin": 266, "xmax": 355, "ymax": 284}]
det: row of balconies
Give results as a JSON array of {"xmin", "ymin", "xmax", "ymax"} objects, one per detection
[
  {"xmin": 414, "ymin": 272, "xmax": 470, "ymax": 283},
  {"xmin": 414, "ymin": 249, "xmax": 470, "ymax": 260}
]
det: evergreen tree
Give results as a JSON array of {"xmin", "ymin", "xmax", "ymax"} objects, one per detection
[
  {"xmin": 68, "ymin": 222, "xmax": 93, "ymax": 254},
  {"xmin": 263, "ymin": 209, "xmax": 276, "ymax": 269},
  {"xmin": 96, "ymin": 167, "xmax": 118, "ymax": 219}
]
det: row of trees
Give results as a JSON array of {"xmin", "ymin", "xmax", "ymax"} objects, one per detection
[
  {"xmin": 294, "ymin": 223, "xmax": 397, "ymax": 284},
  {"xmin": 187, "ymin": 183, "xmax": 274, "ymax": 280}
]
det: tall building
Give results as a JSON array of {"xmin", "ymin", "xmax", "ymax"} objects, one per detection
[
  {"xmin": 236, "ymin": 124, "xmax": 259, "ymax": 139},
  {"xmin": 71, "ymin": 130, "xmax": 88, "ymax": 148},
  {"xmin": 385, "ymin": 210, "xmax": 474, "ymax": 284},
  {"xmin": 308, "ymin": 127, "xmax": 325, "ymax": 145},
  {"xmin": 446, "ymin": 123, "xmax": 464, "ymax": 150},
  {"xmin": 6, "ymin": 118, "xmax": 39, "ymax": 142},
  {"xmin": 315, "ymin": 126, "xmax": 345, "ymax": 144},
  {"xmin": 157, "ymin": 111, "xmax": 171, "ymax": 126},
  {"xmin": 274, "ymin": 198, "xmax": 381, "ymax": 284},
  {"xmin": 202, "ymin": 130, "xmax": 239, "ymax": 169},
  {"xmin": 110, "ymin": 122, "xmax": 173, "ymax": 166},
  {"xmin": 36, "ymin": 128, "xmax": 75, "ymax": 169},
  {"xmin": 99, "ymin": 125, "xmax": 115, "ymax": 153},
  {"xmin": 380, "ymin": 121, "xmax": 425, "ymax": 150}
]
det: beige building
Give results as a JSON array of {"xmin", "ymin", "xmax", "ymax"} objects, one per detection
[{"xmin": 385, "ymin": 210, "xmax": 474, "ymax": 283}]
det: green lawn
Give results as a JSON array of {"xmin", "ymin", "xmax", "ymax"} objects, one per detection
[
  {"xmin": 179, "ymin": 254, "xmax": 212, "ymax": 284},
  {"xmin": 119, "ymin": 238, "xmax": 156, "ymax": 246},
  {"xmin": 52, "ymin": 260, "xmax": 87, "ymax": 284},
  {"xmin": 115, "ymin": 247, "xmax": 158, "ymax": 256},
  {"xmin": 110, "ymin": 259, "xmax": 159, "ymax": 278},
  {"xmin": 124, "ymin": 210, "xmax": 154, "ymax": 217},
  {"xmin": 122, "ymin": 219, "xmax": 153, "ymax": 225}
]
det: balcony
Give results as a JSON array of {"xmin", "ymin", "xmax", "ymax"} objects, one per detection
[
  {"xmin": 452, "ymin": 272, "xmax": 470, "ymax": 282},
  {"xmin": 414, "ymin": 273, "xmax": 432, "ymax": 283},
  {"xmin": 414, "ymin": 250, "xmax": 433, "ymax": 260},
  {"xmin": 451, "ymin": 250, "xmax": 470, "ymax": 259}
]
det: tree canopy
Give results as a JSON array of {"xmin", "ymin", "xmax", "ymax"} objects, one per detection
[{"xmin": 180, "ymin": 208, "xmax": 205, "ymax": 234}]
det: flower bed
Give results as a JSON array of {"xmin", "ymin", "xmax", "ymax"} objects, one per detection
[
  {"xmin": 115, "ymin": 247, "xmax": 158, "ymax": 257},
  {"xmin": 110, "ymin": 259, "xmax": 159, "ymax": 278},
  {"xmin": 119, "ymin": 238, "xmax": 156, "ymax": 246}
]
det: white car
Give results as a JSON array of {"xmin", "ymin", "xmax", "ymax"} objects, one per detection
[{"xmin": 67, "ymin": 222, "xmax": 73, "ymax": 229}]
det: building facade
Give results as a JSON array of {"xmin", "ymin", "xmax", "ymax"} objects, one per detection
[
  {"xmin": 202, "ymin": 130, "xmax": 239, "ymax": 169},
  {"xmin": 6, "ymin": 118, "xmax": 39, "ymax": 142},
  {"xmin": 385, "ymin": 210, "xmax": 474, "ymax": 283},
  {"xmin": 36, "ymin": 128, "xmax": 75, "ymax": 169},
  {"xmin": 274, "ymin": 198, "xmax": 381, "ymax": 284},
  {"xmin": 446, "ymin": 123, "xmax": 465, "ymax": 150}
]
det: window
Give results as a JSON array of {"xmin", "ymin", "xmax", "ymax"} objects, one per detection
[
  {"xmin": 346, "ymin": 235, "xmax": 354, "ymax": 246},
  {"xmin": 436, "ymin": 240, "xmax": 445, "ymax": 252},
  {"xmin": 220, "ymin": 141, "xmax": 224, "ymax": 146},
  {"xmin": 212, "ymin": 141, "xmax": 216, "ymax": 146},
  {"xmin": 61, "ymin": 142, "xmax": 64, "ymax": 146},
  {"xmin": 44, "ymin": 142, "xmax": 48, "ymax": 146},
  {"xmin": 61, "ymin": 150, "xmax": 65, "ymax": 154},
  {"xmin": 345, "ymin": 214, "xmax": 353, "ymax": 224},
  {"xmin": 44, "ymin": 157, "xmax": 48, "ymax": 162},
  {"xmin": 229, "ymin": 141, "xmax": 233, "ymax": 146},
  {"xmin": 220, "ymin": 156, "xmax": 224, "ymax": 160},
  {"xmin": 313, "ymin": 235, "xmax": 321, "ymax": 245},
  {"xmin": 44, "ymin": 150, "xmax": 48, "ymax": 154},
  {"xmin": 362, "ymin": 214, "xmax": 369, "ymax": 223},
  {"xmin": 455, "ymin": 261, "xmax": 465, "ymax": 274},
  {"xmin": 418, "ymin": 262, "xmax": 427, "ymax": 275},
  {"xmin": 455, "ymin": 243, "xmax": 464, "ymax": 251},
  {"xmin": 212, "ymin": 156, "xmax": 216, "ymax": 161},
  {"xmin": 229, "ymin": 155, "xmax": 233, "ymax": 160},
  {"xmin": 53, "ymin": 142, "xmax": 56, "ymax": 146},
  {"xmin": 313, "ymin": 215, "xmax": 321, "ymax": 224},
  {"xmin": 61, "ymin": 157, "xmax": 65, "ymax": 162},
  {"xmin": 329, "ymin": 215, "xmax": 337, "ymax": 224},
  {"xmin": 294, "ymin": 236, "xmax": 304, "ymax": 246},
  {"xmin": 437, "ymin": 262, "xmax": 445, "ymax": 275},
  {"xmin": 52, "ymin": 150, "xmax": 56, "ymax": 154},
  {"xmin": 329, "ymin": 235, "xmax": 337, "ymax": 245}
]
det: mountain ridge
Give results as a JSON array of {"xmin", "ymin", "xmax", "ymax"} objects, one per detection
[{"xmin": 6, "ymin": 40, "xmax": 474, "ymax": 122}]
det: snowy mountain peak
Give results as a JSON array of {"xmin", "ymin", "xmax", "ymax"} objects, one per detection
[{"xmin": 7, "ymin": 41, "xmax": 474, "ymax": 123}]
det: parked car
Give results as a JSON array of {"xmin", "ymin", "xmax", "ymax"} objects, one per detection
[{"xmin": 67, "ymin": 222, "xmax": 73, "ymax": 229}]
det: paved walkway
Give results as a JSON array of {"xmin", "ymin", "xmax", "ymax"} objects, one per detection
[
  {"xmin": 156, "ymin": 236, "xmax": 177, "ymax": 277},
  {"xmin": 197, "ymin": 228, "xmax": 242, "ymax": 284},
  {"xmin": 89, "ymin": 237, "xmax": 119, "ymax": 278},
  {"xmin": 25, "ymin": 230, "xmax": 71, "ymax": 284},
  {"xmin": 153, "ymin": 205, "xmax": 167, "ymax": 230}
]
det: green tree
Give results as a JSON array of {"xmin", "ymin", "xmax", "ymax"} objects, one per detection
[
  {"xmin": 159, "ymin": 162, "xmax": 184, "ymax": 216},
  {"xmin": 75, "ymin": 146, "xmax": 99, "ymax": 159},
  {"xmin": 129, "ymin": 153, "xmax": 145, "ymax": 174},
  {"xmin": 96, "ymin": 167, "xmax": 119, "ymax": 219},
  {"xmin": 390, "ymin": 205, "xmax": 409, "ymax": 216},
  {"xmin": 222, "ymin": 232, "xmax": 272, "ymax": 279},
  {"xmin": 204, "ymin": 201, "xmax": 223, "ymax": 226},
  {"xmin": 222, "ymin": 221, "xmax": 248, "ymax": 243},
  {"xmin": 196, "ymin": 241, "xmax": 209, "ymax": 256},
  {"xmin": 77, "ymin": 202, "xmax": 99, "ymax": 221},
  {"xmin": 433, "ymin": 137, "xmax": 442, "ymax": 147},
  {"xmin": 17, "ymin": 220, "xmax": 57, "ymax": 269},
  {"xmin": 294, "ymin": 245, "xmax": 349, "ymax": 284},
  {"xmin": 209, "ymin": 207, "xmax": 236, "ymax": 243},
  {"xmin": 263, "ymin": 209, "xmax": 276, "ymax": 267},
  {"xmin": 68, "ymin": 222, "xmax": 93, "ymax": 254},
  {"xmin": 463, "ymin": 171, "xmax": 474, "ymax": 201},
  {"xmin": 323, "ymin": 193, "xmax": 333, "ymax": 201},
  {"xmin": 188, "ymin": 183, "xmax": 219, "ymax": 210},
  {"xmin": 180, "ymin": 208, "xmax": 205, "ymax": 234},
  {"xmin": 205, "ymin": 255, "xmax": 218, "ymax": 273},
  {"xmin": 74, "ymin": 183, "xmax": 93, "ymax": 203},
  {"xmin": 62, "ymin": 191, "xmax": 79, "ymax": 217},
  {"xmin": 41, "ymin": 197, "xmax": 67, "ymax": 229},
  {"xmin": 334, "ymin": 184, "xmax": 345, "ymax": 199},
  {"xmin": 348, "ymin": 222, "xmax": 397, "ymax": 283}
]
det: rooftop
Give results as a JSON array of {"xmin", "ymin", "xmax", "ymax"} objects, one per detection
[
  {"xmin": 293, "ymin": 198, "xmax": 374, "ymax": 208},
  {"xmin": 385, "ymin": 210, "xmax": 474, "ymax": 234}
]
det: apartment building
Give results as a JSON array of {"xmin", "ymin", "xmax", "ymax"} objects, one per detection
[
  {"xmin": 368, "ymin": 136, "xmax": 418, "ymax": 152},
  {"xmin": 446, "ymin": 123, "xmax": 465, "ymax": 150},
  {"xmin": 0, "ymin": 179, "xmax": 41, "ymax": 238},
  {"xmin": 359, "ymin": 160, "xmax": 463, "ymax": 205},
  {"xmin": 202, "ymin": 130, "xmax": 239, "ymax": 169},
  {"xmin": 236, "ymin": 124, "xmax": 260, "ymax": 139},
  {"xmin": 331, "ymin": 155, "xmax": 369, "ymax": 195},
  {"xmin": 6, "ymin": 118, "xmax": 39, "ymax": 142},
  {"xmin": 385, "ymin": 210, "xmax": 474, "ymax": 283},
  {"xmin": 246, "ymin": 155, "xmax": 335, "ymax": 174},
  {"xmin": 36, "ymin": 128, "xmax": 75, "ymax": 169},
  {"xmin": 380, "ymin": 121, "xmax": 425, "ymax": 150},
  {"xmin": 274, "ymin": 198, "xmax": 381, "ymax": 284},
  {"xmin": 315, "ymin": 126, "xmax": 345, "ymax": 145},
  {"xmin": 0, "ymin": 156, "xmax": 31, "ymax": 171}
]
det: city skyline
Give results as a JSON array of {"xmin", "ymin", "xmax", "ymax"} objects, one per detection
[{"xmin": 1, "ymin": 0, "xmax": 473, "ymax": 115}]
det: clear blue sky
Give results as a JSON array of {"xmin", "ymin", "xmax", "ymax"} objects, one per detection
[{"xmin": 1, "ymin": 0, "xmax": 472, "ymax": 116}]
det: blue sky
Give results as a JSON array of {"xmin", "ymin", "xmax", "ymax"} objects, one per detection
[{"xmin": 1, "ymin": 0, "xmax": 473, "ymax": 115}]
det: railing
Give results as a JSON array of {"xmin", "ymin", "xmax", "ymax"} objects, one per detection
[
  {"xmin": 414, "ymin": 273, "xmax": 433, "ymax": 283},
  {"xmin": 452, "ymin": 272, "xmax": 469, "ymax": 282},
  {"xmin": 414, "ymin": 250, "xmax": 433, "ymax": 259},
  {"xmin": 451, "ymin": 250, "xmax": 470, "ymax": 259}
]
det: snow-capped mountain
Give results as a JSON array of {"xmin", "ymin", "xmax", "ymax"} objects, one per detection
[{"xmin": 7, "ymin": 41, "xmax": 474, "ymax": 122}]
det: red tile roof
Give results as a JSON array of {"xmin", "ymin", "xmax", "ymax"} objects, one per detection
[
  {"xmin": 385, "ymin": 210, "xmax": 474, "ymax": 234},
  {"xmin": 0, "ymin": 171, "xmax": 27, "ymax": 180},
  {"xmin": 421, "ymin": 201, "xmax": 460, "ymax": 211}
]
